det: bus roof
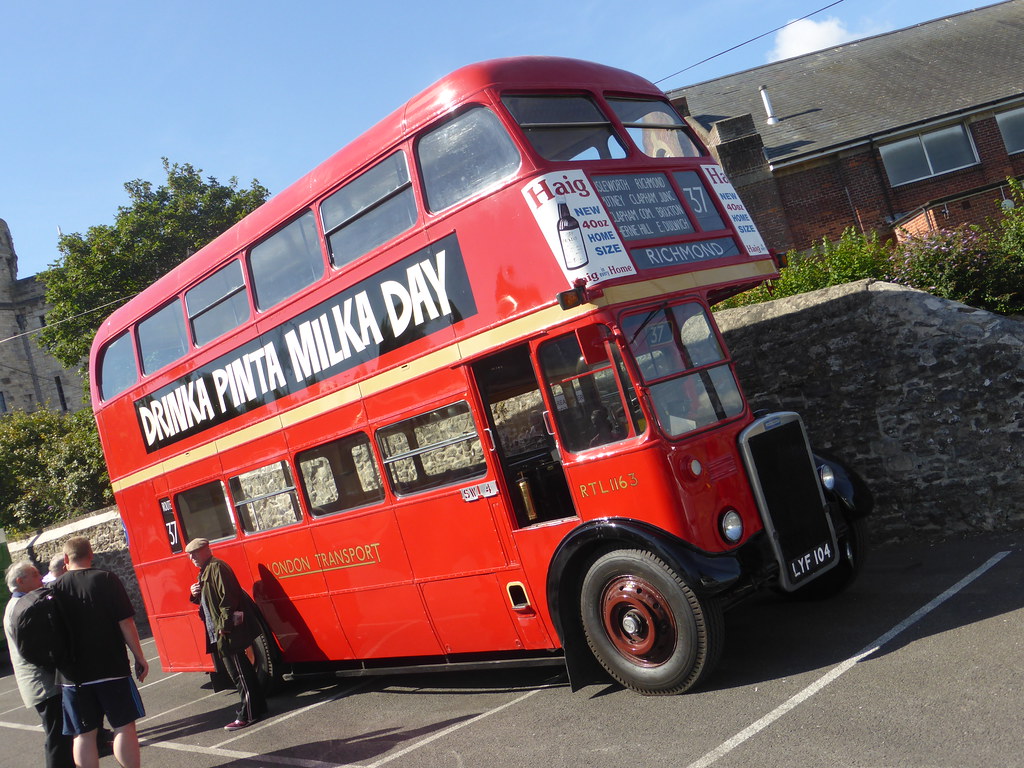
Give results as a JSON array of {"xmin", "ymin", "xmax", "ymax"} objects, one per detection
[{"xmin": 94, "ymin": 57, "xmax": 664, "ymax": 345}]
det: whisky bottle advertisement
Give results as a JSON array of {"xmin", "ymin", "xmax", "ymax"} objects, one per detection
[{"xmin": 556, "ymin": 201, "xmax": 589, "ymax": 270}]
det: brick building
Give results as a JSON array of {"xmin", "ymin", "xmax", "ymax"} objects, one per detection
[
  {"xmin": 668, "ymin": 0, "xmax": 1024, "ymax": 254},
  {"xmin": 0, "ymin": 218, "xmax": 86, "ymax": 413}
]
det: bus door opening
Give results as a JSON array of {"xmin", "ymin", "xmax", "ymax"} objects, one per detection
[{"xmin": 473, "ymin": 345, "xmax": 576, "ymax": 527}]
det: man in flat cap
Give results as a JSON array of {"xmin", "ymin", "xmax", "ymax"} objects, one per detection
[{"xmin": 186, "ymin": 538, "xmax": 267, "ymax": 731}]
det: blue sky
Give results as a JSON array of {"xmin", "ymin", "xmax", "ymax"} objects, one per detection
[{"xmin": 0, "ymin": 0, "xmax": 1004, "ymax": 278}]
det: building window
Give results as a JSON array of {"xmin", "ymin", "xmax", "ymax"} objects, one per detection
[
  {"xmin": 996, "ymin": 106, "xmax": 1024, "ymax": 155},
  {"xmin": 879, "ymin": 124, "xmax": 978, "ymax": 187},
  {"xmin": 54, "ymin": 376, "xmax": 68, "ymax": 411}
]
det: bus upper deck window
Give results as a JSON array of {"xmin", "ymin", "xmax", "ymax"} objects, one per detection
[
  {"xmin": 99, "ymin": 331, "xmax": 139, "ymax": 400},
  {"xmin": 185, "ymin": 260, "xmax": 250, "ymax": 346},
  {"xmin": 417, "ymin": 106, "xmax": 521, "ymax": 212},
  {"xmin": 138, "ymin": 299, "xmax": 189, "ymax": 375},
  {"xmin": 321, "ymin": 152, "xmax": 418, "ymax": 268},
  {"xmin": 249, "ymin": 211, "xmax": 324, "ymax": 310},
  {"xmin": 607, "ymin": 98, "xmax": 702, "ymax": 159},
  {"xmin": 502, "ymin": 95, "xmax": 627, "ymax": 162}
]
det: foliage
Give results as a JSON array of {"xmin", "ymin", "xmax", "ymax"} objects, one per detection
[
  {"xmin": 0, "ymin": 408, "xmax": 113, "ymax": 534},
  {"xmin": 38, "ymin": 159, "xmax": 269, "ymax": 371},
  {"xmin": 715, "ymin": 182, "xmax": 1024, "ymax": 316},
  {"xmin": 888, "ymin": 225, "xmax": 1024, "ymax": 315},
  {"xmin": 993, "ymin": 178, "xmax": 1024, "ymax": 276},
  {"xmin": 715, "ymin": 228, "xmax": 892, "ymax": 309}
]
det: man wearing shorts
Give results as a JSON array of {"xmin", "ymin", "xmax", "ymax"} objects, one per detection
[{"xmin": 54, "ymin": 537, "xmax": 149, "ymax": 768}]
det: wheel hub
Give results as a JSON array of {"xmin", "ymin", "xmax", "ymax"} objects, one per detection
[{"xmin": 600, "ymin": 575, "xmax": 677, "ymax": 667}]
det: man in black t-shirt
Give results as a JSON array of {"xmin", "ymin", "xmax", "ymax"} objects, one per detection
[{"xmin": 53, "ymin": 537, "xmax": 149, "ymax": 768}]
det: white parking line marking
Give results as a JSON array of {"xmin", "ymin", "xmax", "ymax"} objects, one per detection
[
  {"xmin": 686, "ymin": 550, "xmax": 1011, "ymax": 768},
  {"xmin": 142, "ymin": 679, "xmax": 560, "ymax": 767},
  {"xmin": 146, "ymin": 739, "xmax": 340, "ymax": 767},
  {"xmin": 138, "ymin": 689, "xmax": 223, "ymax": 723},
  {"xmin": 363, "ymin": 687, "xmax": 547, "ymax": 768},
  {"xmin": 215, "ymin": 681, "xmax": 369, "ymax": 748},
  {"xmin": 0, "ymin": 720, "xmax": 42, "ymax": 733},
  {"xmin": 138, "ymin": 671, "xmax": 182, "ymax": 690}
]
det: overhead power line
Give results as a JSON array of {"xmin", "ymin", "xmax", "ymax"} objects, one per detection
[{"xmin": 655, "ymin": 0, "xmax": 847, "ymax": 85}]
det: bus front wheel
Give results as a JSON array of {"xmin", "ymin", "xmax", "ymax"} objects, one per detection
[{"xmin": 579, "ymin": 549, "xmax": 723, "ymax": 695}]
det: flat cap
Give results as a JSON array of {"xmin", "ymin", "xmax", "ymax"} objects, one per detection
[{"xmin": 185, "ymin": 538, "xmax": 211, "ymax": 553}]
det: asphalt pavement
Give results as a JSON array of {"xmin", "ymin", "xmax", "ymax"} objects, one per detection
[{"xmin": 2, "ymin": 530, "xmax": 1021, "ymax": 768}]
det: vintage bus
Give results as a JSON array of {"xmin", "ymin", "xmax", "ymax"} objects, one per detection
[{"xmin": 90, "ymin": 57, "xmax": 871, "ymax": 695}]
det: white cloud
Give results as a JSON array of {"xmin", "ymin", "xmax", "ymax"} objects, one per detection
[{"xmin": 767, "ymin": 17, "xmax": 860, "ymax": 61}]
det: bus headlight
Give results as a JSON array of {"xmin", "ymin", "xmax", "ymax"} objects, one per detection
[
  {"xmin": 818, "ymin": 463, "xmax": 836, "ymax": 491},
  {"xmin": 719, "ymin": 509, "xmax": 743, "ymax": 543}
]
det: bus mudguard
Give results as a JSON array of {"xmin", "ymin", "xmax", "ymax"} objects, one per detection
[{"xmin": 545, "ymin": 517, "xmax": 743, "ymax": 690}]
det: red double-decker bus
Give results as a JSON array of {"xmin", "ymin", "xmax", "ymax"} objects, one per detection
[{"xmin": 90, "ymin": 57, "xmax": 870, "ymax": 695}]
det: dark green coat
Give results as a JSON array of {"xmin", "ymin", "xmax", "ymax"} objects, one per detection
[{"xmin": 191, "ymin": 557, "xmax": 260, "ymax": 656}]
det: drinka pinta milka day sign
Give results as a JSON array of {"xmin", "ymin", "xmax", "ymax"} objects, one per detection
[{"xmin": 134, "ymin": 234, "xmax": 475, "ymax": 452}]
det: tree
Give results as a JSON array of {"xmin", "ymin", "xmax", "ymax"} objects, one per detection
[
  {"xmin": 38, "ymin": 159, "xmax": 269, "ymax": 371},
  {"xmin": 0, "ymin": 408, "xmax": 112, "ymax": 533}
]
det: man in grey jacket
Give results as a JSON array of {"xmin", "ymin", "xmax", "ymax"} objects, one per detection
[
  {"xmin": 186, "ymin": 538, "xmax": 267, "ymax": 731},
  {"xmin": 4, "ymin": 560, "xmax": 73, "ymax": 768}
]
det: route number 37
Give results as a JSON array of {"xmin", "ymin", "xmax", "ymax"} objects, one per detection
[{"xmin": 160, "ymin": 497, "xmax": 184, "ymax": 553}]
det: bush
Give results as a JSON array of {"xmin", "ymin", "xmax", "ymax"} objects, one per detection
[
  {"xmin": 716, "ymin": 228, "xmax": 891, "ymax": 309},
  {"xmin": 0, "ymin": 408, "xmax": 113, "ymax": 534},
  {"xmin": 715, "ymin": 180, "xmax": 1024, "ymax": 316},
  {"xmin": 889, "ymin": 225, "xmax": 1024, "ymax": 315}
]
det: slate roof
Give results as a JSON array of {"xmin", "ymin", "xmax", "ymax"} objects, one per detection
[{"xmin": 668, "ymin": 0, "xmax": 1024, "ymax": 166}]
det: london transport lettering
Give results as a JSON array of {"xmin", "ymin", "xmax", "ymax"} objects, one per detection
[
  {"xmin": 134, "ymin": 234, "xmax": 476, "ymax": 452},
  {"xmin": 269, "ymin": 542, "xmax": 383, "ymax": 579}
]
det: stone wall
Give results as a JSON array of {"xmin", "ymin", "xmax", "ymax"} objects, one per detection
[
  {"xmin": 715, "ymin": 279, "xmax": 1024, "ymax": 542},
  {"xmin": 6, "ymin": 507, "xmax": 148, "ymax": 629}
]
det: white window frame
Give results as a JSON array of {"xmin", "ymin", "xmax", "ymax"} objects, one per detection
[
  {"xmin": 879, "ymin": 124, "xmax": 979, "ymax": 187},
  {"xmin": 996, "ymin": 106, "xmax": 1024, "ymax": 155}
]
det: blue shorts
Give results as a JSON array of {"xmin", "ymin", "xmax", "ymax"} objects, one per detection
[{"xmin": 62, "ymin": 678, "xmax": 146, "ymax": 734}]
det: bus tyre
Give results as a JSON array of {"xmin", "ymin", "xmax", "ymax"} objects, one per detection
[
  {"xmin": 579, "ymin": 549, "xmax": 723, "ymax": 695},
  {"xmin": 247, "ymin": 630, "xmax": 283, "ymax": 696}
]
